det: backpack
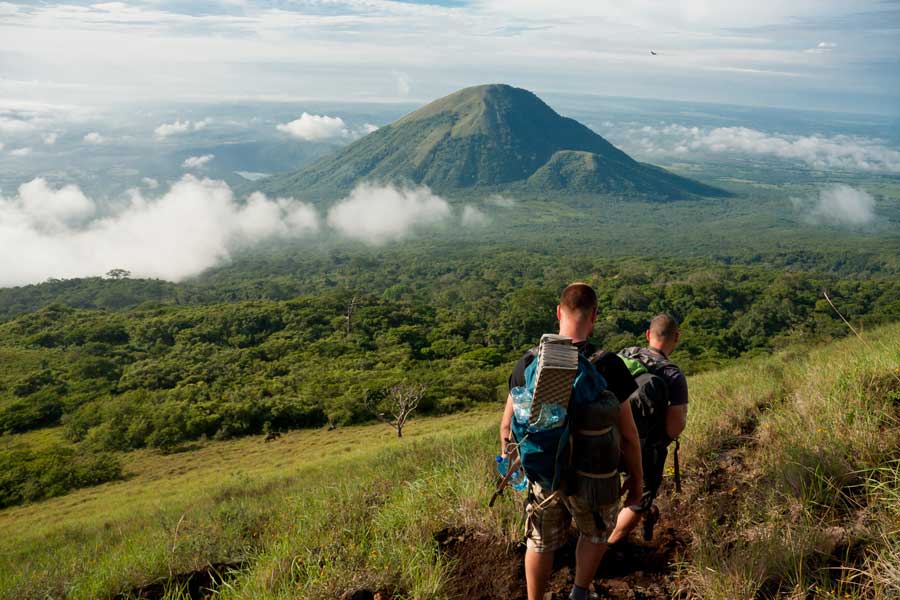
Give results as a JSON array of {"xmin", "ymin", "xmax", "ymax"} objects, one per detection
[
  {"xmin": 619, "ymin": 347, "xmax": 672, "ymax": 444},
  {"xmin": 511, "ymin": 344, "xmax": 621, "ymax": 506}
]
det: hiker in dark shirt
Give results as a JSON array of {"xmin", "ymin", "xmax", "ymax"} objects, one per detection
[
  {"xmin": 608, "ymin": 313, "xmax": 689, "ymax": 545},
  {"xmin": 499, "ymin": 283, "xmax": 642, "ymax": 600}
]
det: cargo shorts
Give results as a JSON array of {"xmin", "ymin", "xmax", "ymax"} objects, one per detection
[{"xmin": 524, "ymin": 481, "xmax": 618, "ymax": 553}]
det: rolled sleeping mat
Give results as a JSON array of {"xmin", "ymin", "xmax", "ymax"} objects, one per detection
[{"xmin": 570, "ymin": 390, "xmax": 621, "ymax": 507}]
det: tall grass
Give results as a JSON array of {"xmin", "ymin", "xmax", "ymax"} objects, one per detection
[{"xmin": 683, "ymin": 323, "xmax": 900, "ymax": 599}]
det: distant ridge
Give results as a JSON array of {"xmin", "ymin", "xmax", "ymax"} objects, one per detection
[{"xmin": 257, "ymin": 84, "xmax": 729, "ymax": 201}]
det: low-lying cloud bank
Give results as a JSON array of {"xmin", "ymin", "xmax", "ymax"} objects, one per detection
[
  {"xmin": 602, "ymin": 123, "xmax": 900, "ymax": 172},
  {"xmin": 0, "ymin": 175, "xmax": 318, "ymax": 286},
  {"xmin": 326, "ymin": 183, "xmax": 452, "ymax": 244},
  {"xmin": 0, "ymin": 178, "xmax": 499, "ymax": 286},
  {"xmin": 792, "ymin": 184, "xmax": 876, "ymax": 226}
]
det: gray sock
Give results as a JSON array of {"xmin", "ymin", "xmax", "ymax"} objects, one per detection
[{"xmin": 570, "ymin": 584, "xmax": 590, "ymax": 600}]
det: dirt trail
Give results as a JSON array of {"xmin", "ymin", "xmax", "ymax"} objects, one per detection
[
  {"xmin": 438, "ymin": 478, "xmax": 691, "ymax": 600},
  {"xmin": 438, "ymin": 403, "xmax": 771, "ymax": 600}
]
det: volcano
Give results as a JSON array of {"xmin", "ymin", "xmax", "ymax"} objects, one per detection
[{"xmin": 257, "ymin": 84, "xmax": 728, "ymax": 201}]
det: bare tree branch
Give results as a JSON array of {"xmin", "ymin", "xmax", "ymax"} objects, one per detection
[{"xmin": 367, "ymin": 383, "xmax": 425, "ymax": 437}]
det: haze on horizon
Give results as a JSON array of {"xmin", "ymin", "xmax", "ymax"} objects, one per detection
[{"xmin": 1, "ymin": 0, "xmax": 899, "ymax": 115}]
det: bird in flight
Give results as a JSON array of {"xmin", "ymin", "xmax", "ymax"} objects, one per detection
[{"xmin": 650, "ymin": 50, "xmax": 657, "ymax": 56}]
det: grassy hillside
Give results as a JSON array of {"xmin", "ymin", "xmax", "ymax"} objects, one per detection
[{"xmin": 2, "ymin": 323, "xmax": 898, "ymax": 599}]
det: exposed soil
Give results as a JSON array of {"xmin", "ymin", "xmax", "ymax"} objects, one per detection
[
  {"xmin": 113, "ymin": 562, "xmax": 245, "ymax": 600},
  {"xmin": 438, "ymin": 484, "xmax": 690, "ymax": 600},
  {"xmin": 438, "ymin": 401, "xmax": 772, "ymax": 599}
]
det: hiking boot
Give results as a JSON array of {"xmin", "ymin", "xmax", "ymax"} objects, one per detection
[{"xmin": 642, "ymin": 504, "xmax": 660, "ymax": 541}]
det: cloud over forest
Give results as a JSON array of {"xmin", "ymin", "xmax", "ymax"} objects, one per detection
[
  {"xmin": 326, "ymin": 183, "xmax": 452, "ymax": 244},
  {"xmin": 792, "ymin": 184, "xmax": 876, "ymax": 226},
  {"xmin": 0, "ymin": 176, "xmax": 318, "ymax": 286}
]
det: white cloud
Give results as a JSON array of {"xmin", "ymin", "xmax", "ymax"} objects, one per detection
[
  {"xmin": 11, "ymin": 178, "xmax": 95, "ymax": 231},
  {"xmin": 9, "ymin": 147, "xmax": 32, "ymax": 157},
  {"xmin": 0, "ymin": 142, "xmax": 4, "ymax": 152},
  {"xmin": 461, "ymin": 205, "xmax": 489, "ymax": 227},
  {"xmin": 326, "ymin": 183, "xmax": 451, "ymax": 244},
  {"xmin": 805, "ymin": 41, "xmax": 837, "ymax": 54},
  {"xmin": 276, "ymin": 114, "xmax": 378, "ymax": 141},
  {"xmin": 793, "ymin": 184, "xmax": 876, "ymax": 226},
  {"xmin": 154, "ymin": 118, "xmax": 210, "ymax": 139},
  {"xmin": 0, "ymin": 175, "xmax": 319, "ymax": 286},
  {"xmin": 142, "ymin": 177, "xmax": 159, "ymax": 189},
  {"xmin": 277, "ymin": 113, "xmax": 349, "ymax": 141},
  {"xmin": 603, "ymin": 123, "xmax": 900, "ymax": 172},
  {"xmin": 182, "ymin": 154, "xmax": 214, "ymax": 169},
  {"xmin": 42, "ymin": 132, "xmax": 58, "ymax": 145},
  {"xmin": 83, "ymin": 131, "xmax": 104, "ymax": 144},
  {"xmin": 155, "ymin": 120, "xmax": 191, "ymax": 138}
]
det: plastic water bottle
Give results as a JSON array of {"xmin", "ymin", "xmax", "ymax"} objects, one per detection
[
  {"xmin": 531, "ymin": 404, "xmax": 566, "ymax": 431},
  {"xmin": 510, "ymin": 386, "xmax": 532, "ymax": 424},
  {"xmin": 496, "ymin": 455, "xmax": 528, "ymax": 491}
]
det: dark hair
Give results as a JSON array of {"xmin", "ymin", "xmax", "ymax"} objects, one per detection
[
  {"xmin": 560, "ymin": 283, "xmax": 597, "ymax": 319},
  {"xmin": 649, "ymin": 313, "xmax": 679, "ymax": 340}
]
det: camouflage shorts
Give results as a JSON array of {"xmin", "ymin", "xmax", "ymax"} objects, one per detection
[{"xmin": 524, "ymin": 481, "xmax": 618, "ymax": 553}]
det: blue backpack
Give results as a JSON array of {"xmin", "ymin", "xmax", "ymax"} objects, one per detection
[{"xmin": 511, "ymin": 349, "xmax": 618, "ymax": 496}]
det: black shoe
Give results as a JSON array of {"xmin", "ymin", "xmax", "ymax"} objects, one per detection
[{"xmin": 642, "ymin": 504, "xmax": 660, "ymax": 541}]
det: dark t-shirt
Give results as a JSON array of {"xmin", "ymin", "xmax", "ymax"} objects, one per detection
[
  {"xmin": 508, "ymin": 340, "xmax": 638, "ymax": 404},
  {"xmin": 637, "ymin": 347, "xmax": 689, "ymax": 406}
]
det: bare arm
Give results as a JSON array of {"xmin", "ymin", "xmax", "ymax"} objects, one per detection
[
  {"xmin": 665, "ymin": 404, "xmax": 688, "ymax": 440},
  {"xmin": 616, "ymin": 400, "xmax": 643, "ymax": 505},
  {"xmin": 500, "ymin": 392, "xmax": 514, "ymax": 457}
]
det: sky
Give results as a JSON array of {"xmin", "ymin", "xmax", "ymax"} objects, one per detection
[{"xmin": 1, "ymin": 0, "xmax": 899, "ymax": 115}]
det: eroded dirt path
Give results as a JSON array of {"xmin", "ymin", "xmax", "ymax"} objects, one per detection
[{"xmin": 438, "ymin": 401, "xmax": 771, "ymax": 600}]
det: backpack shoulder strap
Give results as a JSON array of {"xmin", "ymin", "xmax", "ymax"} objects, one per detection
[
  {"xmin": 587, "ymin": 348, "xmax": 609, "ymax": 364},
  {"xmin": 621, "ymin": 346, "xmax": 672, "ymax": 374}
]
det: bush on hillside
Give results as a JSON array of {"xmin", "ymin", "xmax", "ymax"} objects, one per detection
[{"xmin": 0, "ymin": 445, "xmax": 122, "ymax": 508}]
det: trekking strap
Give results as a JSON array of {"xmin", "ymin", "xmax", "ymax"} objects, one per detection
[
  {"xmin": 673, "ymin": 438, "xmax": 682, "ymax": 493},
  {"xmin": 488, "ymin": 455, "xmax": 522, "ymax": 508},
  {"xmin": 533, "ymin": 489, "xmax": 562, "ymax": 511}
]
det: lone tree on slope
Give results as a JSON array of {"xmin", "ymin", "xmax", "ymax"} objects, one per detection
[
  {"xmin": 368, "ymin": 383, "xmax": 425, "ymax": 438},
  {"xmin": 105, "ymin": 268, "xmax": 131, "ymax": 280}
]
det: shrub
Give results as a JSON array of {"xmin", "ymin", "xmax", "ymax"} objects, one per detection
[{"xmin": 0, "ymin": 445, "xmax": 122, "ymax": 508}]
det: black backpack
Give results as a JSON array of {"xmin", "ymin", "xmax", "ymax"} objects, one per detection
[{"xmin": 618, "ymin": 347, "xmax": 672, "ymax": 444}]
